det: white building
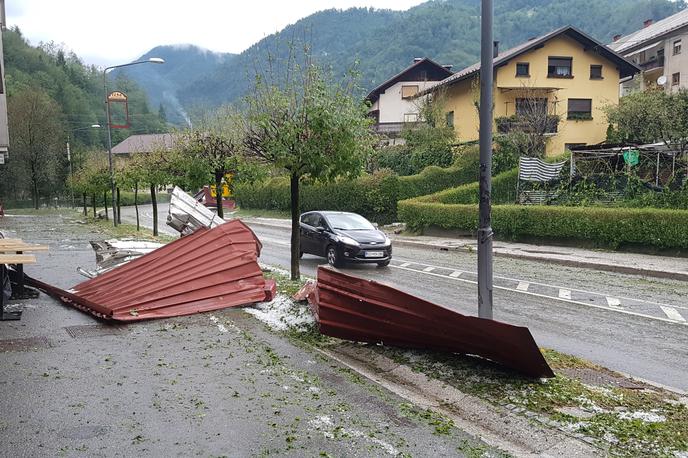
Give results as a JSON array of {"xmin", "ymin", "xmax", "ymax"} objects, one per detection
[
  {"xmin": 610, "ymin": 9, "xmax": 688, "ymax": 94},
  {"xmin": 366, "ymin": 58, "xmax": 453, "ymax": 142}
]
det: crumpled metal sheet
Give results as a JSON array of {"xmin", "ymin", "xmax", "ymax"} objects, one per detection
[
  {"xmin": 309, "ymin": 267, "xmax": 554, "ymax": 379},
  {"xmin": 81, "ymin": 239, "xmax": 166, "ymax": 277},
  {"xmin": 28, "ymin": 220, "xmax": 275, "ymax": 321},
  {"xmin": 167, "ymin": 186, "xmax": 225, "ymax": 236}
]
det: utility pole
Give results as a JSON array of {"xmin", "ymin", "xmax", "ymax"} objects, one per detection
[{"xmin": 478, "ymin": 0, "xmax": 494, "ymax": 319}]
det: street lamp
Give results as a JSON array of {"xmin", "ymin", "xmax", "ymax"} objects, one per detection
[
  {"xmin": 104, "ymin": 57, "xmax": 165, "ymax": 226},
  {"xmin": 67, "ymin": 124, "xmax": 101, "ymax": 208}
]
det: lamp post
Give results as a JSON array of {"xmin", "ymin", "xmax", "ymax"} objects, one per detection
[
  {"xmin": 67, "ymin": 124, "xmax": 101, "ymax": 208},
  {"xmin": 104, "ymin": 57, "xmax": 165, "ymax": 226}
]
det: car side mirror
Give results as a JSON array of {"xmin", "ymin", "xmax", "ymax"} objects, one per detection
[{"xmin": 316, "ymin": 226, "xmax": 326, "ymax": 233}]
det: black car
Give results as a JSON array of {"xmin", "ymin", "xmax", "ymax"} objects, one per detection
[{"xmin": 299, "ymin": 211, "xmax": 392, "ymax": 267}]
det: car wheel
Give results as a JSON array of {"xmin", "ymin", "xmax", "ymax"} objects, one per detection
[
  {"xmin": 377, "ymin": 260, "xmax": 390, "ymax": 267},
  {"xmin": 327, "ymin": 245, "xmax": 343, "ymax": 267}
]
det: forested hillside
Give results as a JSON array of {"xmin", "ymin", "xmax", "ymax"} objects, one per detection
[
  {"xmin": 126, "ymin": 0, "xmax": 686, "ymax": 123},
  {"xmin": 0, "ymin": 27, "xmax": 166, "ymax": 202}
]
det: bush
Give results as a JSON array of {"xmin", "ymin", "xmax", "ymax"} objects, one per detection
[
  {"xmin": 422, "ymin": 168, "xmax": 519, "ymax": 205},
  {"xmin": 371, "ymin": 146, "xmax": 416, "ymax": 176},
  {"xmin": 397, "ymin": 200, "xmax": 688, "ymax": 249}
]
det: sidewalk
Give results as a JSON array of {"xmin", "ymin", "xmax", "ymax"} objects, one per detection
[{"xmin": 242, "ymin": 216, "xmax": 688, "ymax": 281}]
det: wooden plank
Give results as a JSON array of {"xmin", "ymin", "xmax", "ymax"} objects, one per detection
[
  {"xmin": 0, "ymin": 254, "xmax": 37, "ymax": 264},
  {"xmin": 0, "ymin": 242, "xmax": 49, "ymax": 252}
]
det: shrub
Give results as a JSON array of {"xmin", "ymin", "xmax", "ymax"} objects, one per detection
[
  {"xmin": 422, "ymin": 168, "xmax": 519, "ymax": 205},
  {"xmin": 397, "ymin": 200, "xmax": 688, "ymax": 249}
]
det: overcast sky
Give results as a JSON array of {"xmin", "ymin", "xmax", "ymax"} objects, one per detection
[{"xmin": 6, "ymin": 0, "xmax": 424, "ymax": 67}]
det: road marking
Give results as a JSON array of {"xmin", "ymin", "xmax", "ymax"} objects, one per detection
[
  {"xmin": 399, "ymin": 262, "xmax": 412, "ymax": 268},
  {"xmin": 516, "ymin": 281, "xmax": 530, "ymax": 292},
  {"xmin": 606, "ymin": 297, "xmax": 622, "ymax": 308},
  {"xmin": 558, "ymin": 289, "xmax": 571, "ymax": 300},
  {"xmin": 422, "ymin": 266, "xmax": 435, "ymax": 272},
  {"xmin": 660, "ymin": 306, "xmax": 686, "ymax": 322},
  {"xmin": 449, "ymin": 271, "xmax": 462, "ymax": 278}
]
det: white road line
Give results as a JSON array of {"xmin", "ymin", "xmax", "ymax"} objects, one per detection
[
  {"xmin": 392, "ymin": 257, "xmax": 688, "ymax": 311},
  {"xmin": 422, "ymin": 266, "xmax": 435, "ymax": 272},
  {"xmin": 449, "ymin": 271, "xmax": 462, "ymax": 278},
  {"xmin": 559, "ymin": 289, "xmax": 571, "ymax": 300},
  {"xmin": 660, "ymin": 306, "xmax": 686, "ymax": 322},
  {"xmin": 399, "ymin": 262, "xmax": 412, "ymax": 268},
  {"xmin": 516, "ymin": 281, "xmax": 530, "ymax": 291},
  {"xmin": 606, "ymin": 297, "xmax": 622, "ymax": 308},
  {"xmin": 390, "ymin": 264, "xmax": 687, "ymax": 326}
]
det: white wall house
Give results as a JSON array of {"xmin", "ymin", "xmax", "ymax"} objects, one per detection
[
  {"xmin": 366, "ymin": 58, "xmax": 453, "ymax": 143},
  {"xmin": 610, "ymin": 9, "xmax": 688, "ymax": 94}
]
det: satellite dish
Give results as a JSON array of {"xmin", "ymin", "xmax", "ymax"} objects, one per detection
[{"xmin": 657, "ymin": 75, "xmax": 668, "ymax": 86}]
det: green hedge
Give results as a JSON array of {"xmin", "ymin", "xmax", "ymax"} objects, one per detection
[
  {"xmin": 235, "ymin": 157, "xmax": 481, "ymax": 223},
  {"xmin": 397, "ymin": 201, "xmax": 688, "ymax": 249},
  {"xmin": 419, "ymin": 168, "xmax": 519, "ymax": 205}
]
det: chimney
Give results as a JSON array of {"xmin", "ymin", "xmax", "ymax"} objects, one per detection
[
  {"xmin": 493, "ymin": 41, "xmax": 499, "ymax": 58},
  {"xmin": 413, "ymin": 57, "xmax": 423, "ymax": 64},
  {"xmin": 442, "ymin": 64, "xmax": 453, "ymax": 71},
  {"xmin": 644, "ymin": 19, "xmax": 653, "ymax": 28},
  {"xmin": 613, "ymin": 34, "xmax": 622, "ymax": 42}
]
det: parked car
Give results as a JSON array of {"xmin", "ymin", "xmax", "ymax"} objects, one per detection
[{"xmin": 299, "ymin": 211, "xmax": 392, "ymax": 267}]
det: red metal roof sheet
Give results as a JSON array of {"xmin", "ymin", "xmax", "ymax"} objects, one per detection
[
  {"xmin": 309, "ymin": 267, "xmax": 554, "ymax": 379},
  {"xmin": 27, "ymin": 220, "xmax": 275, "ymax": 321}
]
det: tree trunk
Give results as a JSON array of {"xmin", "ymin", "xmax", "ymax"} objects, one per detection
[
  {"xmin": 116, "ymin": 187, "xmax": 121, "ymax": 225},
  {"xmin": 214, "ymin": 170, "xmax": 224, "ymax": 219},
  {"xmin": 32, "ymin": 178, "xmax": 39, "ymax": 209},
  {"xmin": 82, "ymin": 193, "xmax": 87, "ymax": 216},
  {"xmin": 92, "ymin": 194, "xmax": 97, "ymax": 218},
  {"xmin": 134, "ymin": 183, "xmax": 140, "ymax": 231},
  {"xmin": 150, "ymin": 183, "xmax": 158, "ymax": 237},
  {"xmin": 103, "ymin": 191, "xmax": 109, "ymax": 220},
  {"xmin": 289, "ymin": 173, "xmax": 300, "ymax": 280}
]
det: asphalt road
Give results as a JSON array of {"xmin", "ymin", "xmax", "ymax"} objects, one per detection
[{"xmin": 121, "ymin": 204, "xmax": 688, "ymax": 391}]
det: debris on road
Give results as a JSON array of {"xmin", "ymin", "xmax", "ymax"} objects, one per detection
[
  {"xmin": 167, "ymin": 186, "xmax": 225, "ymax": 236},
  {"xmin": 298, "ymin": 266, "xmax": 554, "ymax": 379},
  {"xmin": 78, "ymin": 239, "xmax": 165, "ymax": 277},
  {"xmin": 27, "ymin": 220, "xmax": 275, "ymax": 321}
]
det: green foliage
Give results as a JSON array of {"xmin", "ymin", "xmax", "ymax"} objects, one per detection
[
  {"xmin": 398, "ymin": 201, "xmax": 688, "ymax": 249},
  {"xmin": 369, "ymin": 146, "xmax": 416, "ymax": 176},
  {"xmin": 422, "ymin": 168, "xmax": 519, "ymax": 205}
]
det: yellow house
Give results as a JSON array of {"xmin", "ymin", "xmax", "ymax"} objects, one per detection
[{"xmin": 424, "ymin": 26, "xmax": 640, "ymax": 156}]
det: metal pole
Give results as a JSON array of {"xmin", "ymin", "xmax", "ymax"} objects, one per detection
[
  {"xmin": 478, "ymin": 0, "xmax": 494, "ymax": 319},
  {"xmin": 104, "ymin": 71, "xmax": 118, "ymax": 226},
  {"xmin": 66, "ymin": 136, "xmax": 74, "ymax": 208}
]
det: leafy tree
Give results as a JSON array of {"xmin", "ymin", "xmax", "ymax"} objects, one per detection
[
  {"xmin": 7, "ymin": 88, "xmax": 65, "ymax": 208},
  {"xmin": 128, "ymin": 147, "xmax": 176, "ymax": 236},
  {"xmin": 176, "ymin": 107, "xmax": 244, "ymax": 217},
  {"xmin": 244, "ymin": 45, "xmax": 375, "ymax": 279}
]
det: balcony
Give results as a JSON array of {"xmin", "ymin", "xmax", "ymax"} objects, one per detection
[
  {"xmin": 372, "ymin": 122, "xmax": 423, "ymax": 136},
  {"xmin": 496, "ymin": 115, "xmax": 559, "ymax": 135},
  {"xmin": 639, "ymin": 55, "xmax": 665, "ymax": 72}
]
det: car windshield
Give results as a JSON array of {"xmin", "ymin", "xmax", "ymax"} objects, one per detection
[{"xmin": 326, "ymin": 213, "xmax": 375, "ymax": 231}]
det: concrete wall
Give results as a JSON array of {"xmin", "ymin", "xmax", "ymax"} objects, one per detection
[{"xmin": 443, "ymin": 35, "xmax": 623, "ymax": 156}]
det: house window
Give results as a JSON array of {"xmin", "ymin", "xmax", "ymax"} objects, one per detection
[
  {"xmin": 590, "ymin": 65, "xmax": 603, "ymax": 79},
  {"xmin": 401, "ymin": 85, "xmax": 419, "ymax": 99},
  {"xmin": 404, "ymin": 113, "xmax": 419, "ymax": 123},
  {"xmin": 548, "ymin": 57, "xmax": 573, "ymax": 77},
  {"xmin": 672, "ymin": 72, "xmax": 680, "ymax": 86},
  {"xmin": 419, "ymin": 70, "xmax": 428, "ymax": 80},
  {"xmin": 674, "ymin": 39, "xmax": 682, "ymax": 55},
  {"xmin": 516, "ymin": 62, "xmax": 530, "ymax": 77},
  {"xmin": 515, "ymin": 98, "xmax": 548, "ymax": 116},
  {"xmin": 445, "ymin": 111, "xmax": 454, "ymax": 128},
  {"xmin": 567, "ymin": 99, "xmax": 592, "ymax": 120}
]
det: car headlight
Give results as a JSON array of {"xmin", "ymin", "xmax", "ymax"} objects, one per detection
[
  {"xmin": 337, "ymin": 235, "xmax": 360, "ymax": 246},
  {"xmin": 383, "ymin": 236, "xmax": 392, "ymax": 246}
]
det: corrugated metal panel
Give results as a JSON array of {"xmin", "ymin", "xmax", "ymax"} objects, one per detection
[
  {"xmin": 27, "ymin": 220, "xmax": 275, "ymax": 321},
  {"xmin": 311, "ymin": 267, "xmax": 554, "ymax": 379}
]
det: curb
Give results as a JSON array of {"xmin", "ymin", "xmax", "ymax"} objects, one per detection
[{"xmin": 243, "ymin": 219, "xmax": 688, "ymax": 282}]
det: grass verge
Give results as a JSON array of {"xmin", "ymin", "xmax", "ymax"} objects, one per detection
[{"xmin": 261, "ymin": 268, "xmax": 688, "ymax": 457}]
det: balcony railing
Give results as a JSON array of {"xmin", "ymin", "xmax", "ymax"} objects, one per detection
[
  {"xmin": 639, "ymin": 56, "xmax": 665, "ymax": 71},
  {"xmin": 496, "ymin": 115, "xmax": 559, "ymax": 134},
  {"xmin": 372, "ymin": 122, "xmax": 423, "ymax": 135}
]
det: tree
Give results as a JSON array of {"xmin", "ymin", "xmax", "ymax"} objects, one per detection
[
  {"xmin": 117, "ymin": 160, "xmax": 144, "ymax": 231},
  {"xmin": 177, "ymin": 107, "xmax": 244, "ymax": 218},
  {"xmin": 7, "ymin": 88, "xmax": 65, "ymax": 208},
  {"xmin": 129, "ymin": 147, "xmax": 175, "ymax": 236},
  {"xmin": 244, "ymin": 44, "xmax": 375, "ymax": 280}
]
